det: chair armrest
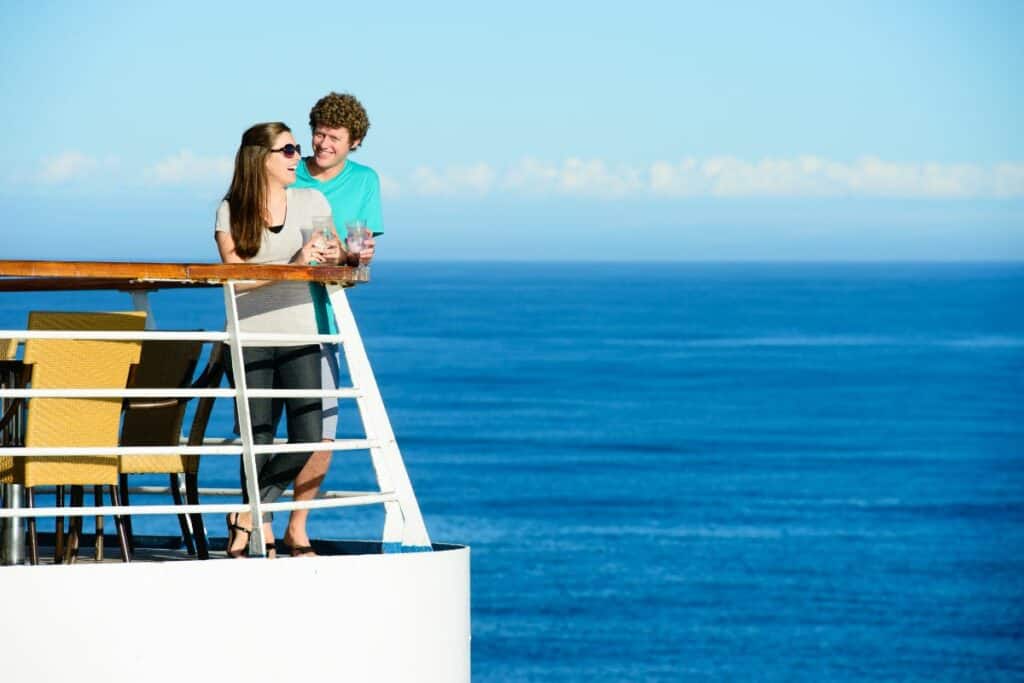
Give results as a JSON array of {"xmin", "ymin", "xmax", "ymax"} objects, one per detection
[{"xmin": 124, "ymin": 398, "xmax": 180, "ymax": 410}]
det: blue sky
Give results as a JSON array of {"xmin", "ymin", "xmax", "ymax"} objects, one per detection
[{"xmin": 1, "ymin": 0, "xmax": 1021, "ymax": 260}]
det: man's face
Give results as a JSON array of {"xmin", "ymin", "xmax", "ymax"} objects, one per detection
[{"xmin": 312, "ymin": 125, "xmax": 359, "ymax": 171}]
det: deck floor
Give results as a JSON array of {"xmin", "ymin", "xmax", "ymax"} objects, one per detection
[{"xmin": 4, "ymin": 532, "xmax": 367, "ymax": 565}]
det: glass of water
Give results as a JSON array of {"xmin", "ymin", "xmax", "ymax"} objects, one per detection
[
  {"xmin": 312, "ymin": 216, "xmax": 335, "ymax": 248},
  {"xmin": 308, "ymin": 216, "xmax": 335, "ymax": 265}
]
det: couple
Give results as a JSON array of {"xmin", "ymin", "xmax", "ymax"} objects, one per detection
[{"xmin": 214, "ymin": 92, "xmax": 381, "ymax": 558}]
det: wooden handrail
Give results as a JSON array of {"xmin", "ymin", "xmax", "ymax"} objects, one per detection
[{"xmin": 0, "ymin": 260, "xmax": 366, "ymax": 292}]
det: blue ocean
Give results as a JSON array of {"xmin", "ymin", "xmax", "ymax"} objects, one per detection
[{"xmin": 2, "ymin": 262, "xmax": 1022, "ymax": 681}]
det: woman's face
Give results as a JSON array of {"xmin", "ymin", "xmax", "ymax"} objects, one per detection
[{"xmin": 264, "ymin": 131, "xmax": 299, "ymax": 188}]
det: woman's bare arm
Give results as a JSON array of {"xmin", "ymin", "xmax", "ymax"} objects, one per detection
[{"xmin": 215, "ymin": 231, "xmax": 268, "ymax": 292}]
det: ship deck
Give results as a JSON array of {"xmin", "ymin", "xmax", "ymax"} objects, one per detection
[{"xmin": 18, "ymin": 532, "xmax": 458, "ymax": 563}]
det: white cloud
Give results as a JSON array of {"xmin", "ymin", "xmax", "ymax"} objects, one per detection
[
  {"xmin": 37, "ymin": 150, "xmax": 1024, "ymax": 200},
  {"xmin": 648, "ymin": 156, "xmax": 1024, "ymax": 199},
  {"xmin": 39, "ymin": 151, "xmax": 98, "ymax": 183},
  {"xmin": 405, "ymin": 156, "xmax": 1024, "ymax": 200},
  {"xmin": 144, "ymin": 150, "xmax": 233, "ymax": 186},
  {"xmin": 378, "ymin": 172, "xmax": 401, "ymax": 199},
  {"xmin": 992, "ymin": 163, "xmax": 1024, "ymax": 198},
  {"xmin": 502, "ymin": 157, "xmax": 645, "ymax": 198},
  {"xmin": 410, "ymin": 163, "xmax": 496, "ymax": 197}
]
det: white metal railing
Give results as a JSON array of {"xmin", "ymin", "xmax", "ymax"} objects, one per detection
[
  {"xmin": 0, "ymin": 330, "xmax": 348, "ymax": 344},
  {"xmin": 0, "ymin": 276, "xmax": 433, "ymax": 558},
  {"xmin": 0, "ymin": 494, "xmax": 401, "ymax": 519},
  {"xmin": 0, "ymin": 388, "xmax": 361, "ymax": 399},
  {"xmin": 0, "ymin": 439, "xmax": 376, "ymax": 458}
]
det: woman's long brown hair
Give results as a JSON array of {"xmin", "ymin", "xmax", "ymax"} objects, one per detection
[{"xmin": 224, "ymin": 122, "xmax": 291, "ymax": 259}]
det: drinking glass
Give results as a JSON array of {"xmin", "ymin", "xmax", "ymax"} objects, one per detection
[
  {"xmin": 310, "ymin": 216, "xmax": 335, "ymax": 265},
  {"xmin": 345, "ymin": 220, "xmax": 369, "ymax": 276},
  {"xmin": 312, "ymin": 216, "xmax": 335, "ymax": 249},
  {"xmin": 345, "ymin": 219, "xmax": 367, "ymax": 252}
]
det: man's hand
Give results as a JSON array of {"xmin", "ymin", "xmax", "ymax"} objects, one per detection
[
  {"xmin": 322, "ymin": 238, "xmax": 342, "ymax": 265},
  {"xmin": 359, "ymin": 234, "xmax": 376, "ymax": 264}
]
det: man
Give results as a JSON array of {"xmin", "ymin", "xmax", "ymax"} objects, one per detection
[
  {"xmin": 284, "ymin": 92, "xmax": 381, "ymax": 555},
  {"xmin": 295, "ymin": 91, "xmax": 382, "ymax": 248}
]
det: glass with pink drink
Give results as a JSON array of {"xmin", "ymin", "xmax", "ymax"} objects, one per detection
[{"xmin": 345, "ymin": 220, "xmax": 370, "ymax": 273}]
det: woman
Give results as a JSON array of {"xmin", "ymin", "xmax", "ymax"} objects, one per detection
[{"xmin": 214, "ymin": 121, "xmax": 340, "ymax": 557}]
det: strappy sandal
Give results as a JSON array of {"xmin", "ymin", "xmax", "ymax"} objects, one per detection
[
  {"xmin": 225, "ymin": 513, "xmax": 252, "ymax": 558},
  {"xmin": 282, "ymin": 536, "xmax": 317, "ymax": 557}
]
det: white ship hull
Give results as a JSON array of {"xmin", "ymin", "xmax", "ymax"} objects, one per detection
[{"xmin": 1, "ymin": 539, "xmax": 470, "ymax": 682}]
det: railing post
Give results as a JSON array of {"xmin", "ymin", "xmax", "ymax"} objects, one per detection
[
  {"xmin": 327, "ymin": 283, "xmax": 432, "ymax": 551},
  {"xmin": 222, "ymin": 282, "xmax": 267, "ymax": 556},
  {"xmin": 1, "ymin": 359, "xmax": 25, "ymax": 565},
  {"xmin": 130, "ymin": 291, "xmax": 155, "ymax": 330},
  {"xmin": 0, "ymin": 484, "xmax": 24, "ymax": 565}
]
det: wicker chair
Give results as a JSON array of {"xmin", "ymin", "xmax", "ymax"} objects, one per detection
[
  {"xmin": 0, "ymin": 311, "xmax": 145, "ymax": 564},
  {"xmin": 119, "ymin": 340, "xmax": 225, "ymax": 560},
  {"xmin": 1, "ymin": 339, "xmax": 24, "ymax": 456}
]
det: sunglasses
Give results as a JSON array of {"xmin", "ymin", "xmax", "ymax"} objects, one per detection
[{"xmin": 269, "ymin": 143, "xmax": 302, "ymax": 158}]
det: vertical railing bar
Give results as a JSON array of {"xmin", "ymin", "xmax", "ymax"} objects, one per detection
[
  {"xmin": 130, "ymin": 291, "xmax": 156, "ymax": 330},
  {"xmin": 223, "ymin": 282, "xmax": 267, "ymax": 556},
  {"xmin": 327, "ymin": 283, "xmax": 431, "ymax": 550}
]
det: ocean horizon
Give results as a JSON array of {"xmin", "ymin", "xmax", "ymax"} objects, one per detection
[{"xmin": 39, "ymin": 255, "xmax": 1024, "ymax": 264}]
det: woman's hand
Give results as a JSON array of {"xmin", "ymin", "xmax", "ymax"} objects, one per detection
[{"xmin": 293, "ymin": 235, "xmax": 326, "ymax": 265}]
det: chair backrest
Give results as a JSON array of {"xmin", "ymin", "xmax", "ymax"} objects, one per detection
[
  {"xmin": 119, "ymin": 340, "xmax": 204, "ymax": 475},
  {"xmin": 0, "ymin": 338, "xmax": 16, "ymax": 360},
  {"xmin": 185, "ymin": 342, "xmax": 227, "ymax": 448},
  {"xmin": 0, "ymin": 351, "xmax": 26, "ymax": 483},
  {"xmin": 16, "ymin": 311, "xmax": 146, "ymax": 487}
]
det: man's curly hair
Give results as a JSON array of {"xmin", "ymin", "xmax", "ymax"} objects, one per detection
[{"xmin": 309, "ymin": 92, "xmax": 370, "ymax": 148}]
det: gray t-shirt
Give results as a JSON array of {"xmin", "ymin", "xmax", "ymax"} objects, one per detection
[{"xmin": 214, "ymin": 188, "xmax": 331, "ymax": 346}]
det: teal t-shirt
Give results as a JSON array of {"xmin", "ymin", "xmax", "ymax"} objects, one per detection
[
  {"xmin": 291, "ymin": 158, "xmax": 384, "ymax": 334},
  {"xmin": 292, "ymin": 158, "xmax": 383, "ymax": 234}
]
